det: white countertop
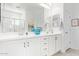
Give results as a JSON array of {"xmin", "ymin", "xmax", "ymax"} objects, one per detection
[{"xmin": 0, "ymin": 31, "xmax": 62, "ymax": 41}]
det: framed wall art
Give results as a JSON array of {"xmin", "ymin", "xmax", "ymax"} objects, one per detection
[{"xmin": 71, "ymin": 19, "xmax": 79, "ymax": 27}]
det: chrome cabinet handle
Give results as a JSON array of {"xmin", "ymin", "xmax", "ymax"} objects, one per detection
[
  {"xmin": 27, "ymin": 45, "xmax": 29, "ymax": 47},
  {"xmin": 44, "ymin": 38, "xmax": 47, "ymax": 40},
  {"xmin": 44, "ymin": 43, "xmax": 47, "ymax": 45},
  {"xmin": 24, "ymin": 42, "xmax": 29, "ymax": 47},
  {"xmin": 65, "ymin": 32, "xmax": 68, "ymax": 34},
  {"xmin": 27, "ymin": 42, "xmax": 29, "ymax": 47},
  {"xmin": 27, "ymin": 42, "xmax": 29, "ymax": 44},
  {"xmin": 55, "ymin": 36, "xmax": 57, "ymax": 40},
  {"xmin": 24, "ymin": 42, "xmax": 25, "ymax": 47},
  {"xmin": 44, "ymin": 48, "xmax": 47, "ymax": 50}
]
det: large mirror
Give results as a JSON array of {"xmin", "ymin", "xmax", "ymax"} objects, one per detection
[
  {"xmin": 1, "ymin": 3, "xmax": 44, "ymax": 34},
  {"xmin": 1, "ymin": 3, "xmax": 63, "ymax": 34},
  {"xmin": 1, "ymin": 3, "xmax": 26, "ymax": 33},
  {"xmin": 21, "ymin": 3, "xmax": 44, "ymax": 32}
]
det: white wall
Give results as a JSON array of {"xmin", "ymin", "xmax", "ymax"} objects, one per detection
[
  {"xmin": 61, "ymin": 3, "xmax": 73, "ymax": 52},
  {"xmin": 70, "ymin": 3, "xmax": 79, "ymax": 49},
  {"xmin": 62, "ymin": 3, "xmax": 79, "ymax": 49}
]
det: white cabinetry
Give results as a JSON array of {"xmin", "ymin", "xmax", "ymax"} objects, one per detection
[
  {"xmin": 21, "ymin": 35, "xmax": 61, "ymax": 56},
  {"xmin": 40, "ymin": 34, "xmax": 61, "ymax": 56},
  {"xmin": 25, "ymin": 38, "xmax": 40, "ymax": 56},
  {"xmin": 0, "ymin": 34, "xmax": 61, "ymax": 56},
  {"xmin": 40, "ymin": 37, "xmax": 49, "ymax": 56},
  {"xmin": 25, "ymin": 36, "xmax": 49, "ymax": 56},
  {"xmin": 0, "ymin": 40, "xmax": 26, "ymax": 56},
  {"xmin": 48, "ymin": 36, "xmax": 55, "ymax": 55},
  {"xmin": 55, "ymin": 35, "xmax": 61, "ymax": 53},
  {"xmin": 48, "ymin": 34, "xmax": 61, "ymax": 56}
]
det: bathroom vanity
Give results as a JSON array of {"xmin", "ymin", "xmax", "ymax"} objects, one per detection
[
  {"xmin": 0, "ymin": 3, "xmax": 63, "ymax": 56},
  {"xmin": 0, "ymin": 31, "xmax": 62, "ymax": 56}
]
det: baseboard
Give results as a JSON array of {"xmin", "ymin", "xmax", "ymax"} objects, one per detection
[
  {"xmin": 51, "ymin": 48, "xmax": 72, "ymax": 56},
  {"xmin": 61, "ymin": 48, "xmax": 71, "ymax": 53},
  {"xmin": 52, "ymin": 50, "xmax": 61, "ymax": 56},
  {"xmin": 65, "ymin": 48, "xmax": 71, "ymax": 52}
]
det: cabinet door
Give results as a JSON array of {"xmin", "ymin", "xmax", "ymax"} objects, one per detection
[
  {"xmin": 40, "ymin": 37, "xmax": 49, "ymax": 56},
  {"xmin": 0, "ymin": 40, "xmax": 26, "ymax": 56},
  {"xmin": 48, "ymin": 36, "xmax": 55, "ymax": 56},
  {"xmin": 55, "ymin": 35, "xmax": 61, "ymax": 52},
  {"xmin": 26, "ymin": 38, "xmax": 40, "ymax": 56}
]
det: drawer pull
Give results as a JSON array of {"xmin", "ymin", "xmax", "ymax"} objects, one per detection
[
  {"xmin": 27, "ymin": 42, "xmax": 29, "ymax": 44},
  {"xmin": 43, "ymin": 48, "xmax": 48, "ymax": 50},
  {"xmin": 44, "ymin": 38, "xmax": 48, "ymax": 40},
  {"xmin": 27, "ymin": 45, "xmax": 29, "ymax": 47},
  {"xmin": 24, "ymin": 42, "xmax": 25, "ymax": 47},
  {"xmin": 44, "ymin": 43, "xmax": 47, "ymax": 45},
  {"xmin": 55, "ymin": 37, "xmax": 57, "ymax": 40}
]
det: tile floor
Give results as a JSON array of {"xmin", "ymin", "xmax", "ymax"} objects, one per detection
[{"xmin": 54, "ymin": 49, "xmax": 79, "ymax": 56}]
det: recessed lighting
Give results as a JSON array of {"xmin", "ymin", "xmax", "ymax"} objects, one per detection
[{"xmin": 39, "ymin": 3, "xmax": 50, "ymax": 9}]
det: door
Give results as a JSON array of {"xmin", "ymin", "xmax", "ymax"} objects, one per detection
[{"xmin": 55, "ymin": 35, "xmax": 61, "ymax": 52}]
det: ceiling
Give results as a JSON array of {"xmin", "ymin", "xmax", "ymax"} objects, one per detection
[
  {"xmin": 20, "ymin": 3, "xmax": 44, "ymax": 10},
  {"xmin": 4, "ymin": 3, "xmax": 44, "ymax": 11}
]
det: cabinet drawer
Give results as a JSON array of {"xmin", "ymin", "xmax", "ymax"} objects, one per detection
[
  {"xmin": 54, "ymin": 35, "xmax": 61, "ymax": 53},
  {"xmin": 41, "ymin": 51, "xmax": 48, "ymax": 56},
  {"xmin": 40, "ymin": 37, "xmax": 49, "ymax": 42},
  {"xmin": 40, "ymin": 37, "xmax": 49, "ymax": 46},
  {"xmin": 41, "ymin": 46, "xmax": 48, "ymax": 51},
  {"xmin": 0, "ymin": 47, "xmax": 8, "ymax": 56},
  {"xmin": 41, "ymin": 46, "xmax": 48, "ymax": 56},
  {"xmin": 40, "ymin": 42, "xmax": 48, "ymax": 47}
]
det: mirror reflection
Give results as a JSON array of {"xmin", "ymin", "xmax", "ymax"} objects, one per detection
[{"xmin": 0, "ymin": 3, "xmax": 62, "ymax": 35}]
